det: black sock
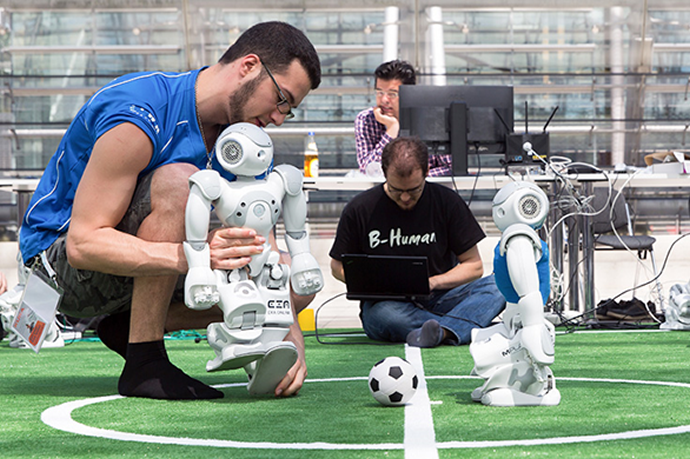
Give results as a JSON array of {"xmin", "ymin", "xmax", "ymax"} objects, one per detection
[
  {"xmin": 97, "ymin": 311, "xmax": 130, "ymax": 358},
  {"xmin": 118, "ymin": 340, "xmax": 223, "ymax": 400}
]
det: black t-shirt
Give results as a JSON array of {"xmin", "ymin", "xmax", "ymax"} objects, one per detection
[{"xmin": 329, "ymin": 182, "xmax": 485, "ymax": 276}]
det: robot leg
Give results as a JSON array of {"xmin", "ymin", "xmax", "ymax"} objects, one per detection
[
  {"xmin": 478, "ymin": 364, "xmax": 561, "ymax": 407},
  {"xmin": 469, "ymin": 319, "xmax": 560, "ymax": 406},
  {"xmin": 243, "ymin": 255, "xmax": 298, "ymax": 394},
  {"xmin": 205, "ymin": 270, "xmax": 269, "ymax": 372}
]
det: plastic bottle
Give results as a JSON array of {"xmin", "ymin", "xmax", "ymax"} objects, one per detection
[{"xmin": 304, "ymin": 131, "xmax": 319, "ymax": 178}]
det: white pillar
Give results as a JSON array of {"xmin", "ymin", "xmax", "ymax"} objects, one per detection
[
  {"xmin": 426, "ymin": 6, "xmax": 447, "ymax": 86},
  {"xmin": 610, "ymin": 6, "xmax": 625, "ymax": 165},
  {"xmin": 382, "ymin": 6, "xmax": 399, "ymax": 62}
]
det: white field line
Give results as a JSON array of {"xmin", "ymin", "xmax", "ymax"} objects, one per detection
[
  {"xmin": 404, "ymin": 345, "xmax": 439, "ymax": 459},
  {"xmin": 40, "ymin": 377, "xmax": 690, "ymax": 450}
]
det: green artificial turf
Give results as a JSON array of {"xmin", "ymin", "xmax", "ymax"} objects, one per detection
[{"xmin": 2, "ymin": 329, "xmax": 690, "ymax": 458}]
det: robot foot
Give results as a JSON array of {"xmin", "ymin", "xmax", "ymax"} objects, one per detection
[
  {"xmin": 206, "ymin": 344, "xmax": 266, "ymax": 372},
  {"xmin": 245, "ymin": 342, "xmax": 298, "ymax": 395},
  {"xmin": 660, "ymin": 321, "xmax": 690, "ymax": 331},
  {"xmin": 470, "ymin": 386, "xmax": 484, "ymax": 403},
  {"xmin": 478, "ymin": 387, "xmax": 561, "ymax": 407}
]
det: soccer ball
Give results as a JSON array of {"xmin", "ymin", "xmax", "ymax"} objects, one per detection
[{"xmin": 368, "ymin": 356, "xmax": 419, "ymax": 406}]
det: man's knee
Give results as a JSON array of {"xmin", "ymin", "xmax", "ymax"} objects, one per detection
[
  {"xmin": 291, "ymin": 292, "xmax": 314, "ymax": 314},
  {"xmin": 151, "ymin": 163, "xmax": 199, "ymax": 212},
  {"xmin": 471, "ymin": 275, "xmax": 503, "ymax": 299},
  {"xmin": 361, "ymin": 301, "xmax": 411, "ymax": 332},
  {"xmin": 139, "ymin": 163, "xmax": 199, "ymax": 240}
]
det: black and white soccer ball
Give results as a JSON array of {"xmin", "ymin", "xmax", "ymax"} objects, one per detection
[{"xmin": 368, "ymin": 356, "xmax": 419, "ymax": 406}]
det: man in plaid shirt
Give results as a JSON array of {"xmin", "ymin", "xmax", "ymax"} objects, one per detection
[{"xmin": 355, "ymin": 60, "xmax": 451, "ymax": 177}]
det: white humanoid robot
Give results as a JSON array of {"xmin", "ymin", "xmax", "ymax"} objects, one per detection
[
  {"xmin": 661, "ymin": 281, "xmax": 690, "ymax": 330},
  {"xmin": 469, "ymin": 181, "xmax": 561, "ymax": 406},
  {"xmin": 183, "ymin": 122, "xmax": 324, "ymax": 395}
]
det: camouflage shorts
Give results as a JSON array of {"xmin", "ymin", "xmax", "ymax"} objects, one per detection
[{"xmin": 40, "ymin": 171, "xmax": 184, "ymax": 318}]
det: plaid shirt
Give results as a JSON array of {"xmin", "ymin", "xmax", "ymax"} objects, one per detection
[{"xmin": 354, "ymin": 107, "xmax": 452, "ymax": 177}]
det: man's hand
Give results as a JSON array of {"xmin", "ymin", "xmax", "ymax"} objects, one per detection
[
  {"xmin": 207, "ymin": 227, "xmax": 266, "ymax": 271},
  {"xmin": 273, "ymin": 287, "xmax": 310, "ymax": 397},
  {"xmin": 274, "ymin": 352, "xmax": 307, "ymax": 397},
  {"xmin": 373, "ymin": 106, "xmax": 400, "ymax": 137}
]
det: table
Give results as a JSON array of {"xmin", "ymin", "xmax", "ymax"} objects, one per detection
[
  {"xmin": 0, "ymin": 178, "xmax": 40, "ymax": 228},
  {"xmin": 305, "ymin": 171, "xmax": 690, "ymax": 313},
  {"xmin": 565, "ymin": 172, "xmax": 690, "ymax": 313}
]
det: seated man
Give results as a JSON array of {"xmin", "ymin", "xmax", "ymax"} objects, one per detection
[
  {"xmin": 354, "ymin": 60, "xmax": 450, "ymax": 177},
  {"xmin": 330, "ymin": 136, "xmax": 505, "ymax": 347}
]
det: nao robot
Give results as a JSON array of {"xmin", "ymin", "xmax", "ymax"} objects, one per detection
[
  {"xmin": 469, "ymin": 181, "xmax": 561, "ymax": 406},
  {"xmin": 661, "ymin": 281, "xmax": 690, "ymax": 330},
  {"xmin": 183, "ymin": 122, "xmax": 324, "ymax": 395}
]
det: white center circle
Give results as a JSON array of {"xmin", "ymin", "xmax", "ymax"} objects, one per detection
[{"xmin": 41, "ymin": 376, "xmax": 690, "ymax": 450}]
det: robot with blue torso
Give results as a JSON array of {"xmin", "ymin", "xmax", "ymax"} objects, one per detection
[
  {"xmin": 183, "ymin": 122, "xmax": 323, "ymax": 395},
  {"xmin": 469, "ymin": 181, "xmax": 561, "ymax": 406}
]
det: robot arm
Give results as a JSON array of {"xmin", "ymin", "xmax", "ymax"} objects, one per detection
[
  {"xmin": 183, "ymin": 170, "xmax": 223, "ymax": 310},
  {"xmin": 493, "ymin": 182, "xmax": 554, "ymax": 366},
  {"xmin": 503, "ymin": 230, "xmax": 554, "ymax": 365},
  {"xmin": 273, "ymin": 165, "xmax": 324, "ymax": 296}
]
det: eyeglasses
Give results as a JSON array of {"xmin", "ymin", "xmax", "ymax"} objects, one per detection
[
  {"xmin": 261, "ymin": 61, "xmax": 295, "ymax": 120},
  {"xmin": 386, "ymin": 181, "xmax": 425, "ymax": 197},
  {"xmin": 375, "ymin": 90, "xmax": 399, "ymax": 100}
]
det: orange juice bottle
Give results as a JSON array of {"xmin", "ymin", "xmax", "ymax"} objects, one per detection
[{"xmin": 304, "ymin": 131, "xmax": 319, "ymax": 178}]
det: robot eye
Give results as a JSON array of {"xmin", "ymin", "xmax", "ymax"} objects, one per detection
[
  {"xmin": 519, "ymin": 195, "xmax": 541, "ymax": 219},
  {"xmin": 220, "ymin": 139, "xmax": 243, "ymax": 165}
]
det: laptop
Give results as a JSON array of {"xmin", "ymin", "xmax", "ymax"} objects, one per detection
[{"xmin": 341, "ymin": 254, "xmax": 431, "ymax": 301}]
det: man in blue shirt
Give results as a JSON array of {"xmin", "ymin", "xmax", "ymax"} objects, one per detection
[{"xmin": 19, "ymin": 21, "xmax": 321, "ymax": 400}]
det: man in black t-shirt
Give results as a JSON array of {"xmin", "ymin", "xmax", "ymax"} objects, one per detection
[{"xmin": 329, "ymin": 137, "xmax": 505, "ymax": 347}]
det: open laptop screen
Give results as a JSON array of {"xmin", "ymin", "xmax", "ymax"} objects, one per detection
[{"xmin": 341, "ymin": 254, "xmax": 430, "ymax": 301}]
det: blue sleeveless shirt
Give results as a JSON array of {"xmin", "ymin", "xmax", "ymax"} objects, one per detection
[{"xmin": 19, "ymin": 68, "xmax": 259, "ymax": 262}]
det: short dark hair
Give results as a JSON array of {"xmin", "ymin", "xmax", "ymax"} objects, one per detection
[
  {"xmin": 382, "ymin": 137, "xmax": 429, "ymax": 178},
  {"xmin": 374, "ymin": 60, "xmax": 416, "ymax": 85},
  {"xmin": 219, "ymin": 21, "xmax": 321, "ymax": 90}
]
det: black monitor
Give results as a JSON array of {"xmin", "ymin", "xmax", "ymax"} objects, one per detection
[{"xmin": 398, "ymin": 85, "xmax": 514, "ymax": 176}]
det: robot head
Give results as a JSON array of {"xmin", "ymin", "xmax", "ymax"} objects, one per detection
[
  {"xmin": 492, "ymin": 181, "xmax": 549, "ymax": 232},
  {"xmin": 214, "ymin": 122, "xmax": 273, "ymax": 177}
]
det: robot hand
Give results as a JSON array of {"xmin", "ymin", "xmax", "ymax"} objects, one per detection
[
  {"xmin": 184, "ymin": 267, "xmax": 219, "ymax": 310},
  {"xmin": 289, "ymin": 252, "xmax": 324, "ymax": 296}
]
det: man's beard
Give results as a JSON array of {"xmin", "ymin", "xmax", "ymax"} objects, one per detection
[{"xmin": 227, "ymin": 74, "xmax": 263, "ymax": 125}]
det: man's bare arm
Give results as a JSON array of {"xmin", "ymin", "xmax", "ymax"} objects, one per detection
[
  {"xmin": 428, "ymin": 245, "xmax": 484, "ymax": 291},
  {"xmin": 330, "ymin": 258, "xmax": 345, "ymax": 283},
  {"xmin": 66, "ymin": 123, "xmax": 185, "ymax": 276},
  {"xmin": 67, "ymin": 123, "xmax": 264, "ymax": 277}
]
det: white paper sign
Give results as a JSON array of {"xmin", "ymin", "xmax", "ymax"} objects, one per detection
[{"xmin": 10, "ymin": 271, "xmax": 62, "ymax": 353}]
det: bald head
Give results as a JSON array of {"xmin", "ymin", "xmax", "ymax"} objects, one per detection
[{"xmin": 381, "ymin": 136, "xmax": 429, "ymax": 178}]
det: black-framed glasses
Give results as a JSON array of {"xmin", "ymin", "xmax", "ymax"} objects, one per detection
[
  {"xmin": 261, "ymin": 61, "xmax": 295, "ymax": 120},
  {"xmin": 386, "ymin": 181, "xmax": 425, "ymax": 197}
]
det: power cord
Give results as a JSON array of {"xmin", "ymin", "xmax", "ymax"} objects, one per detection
[
  {"xmin": 558, "ymin": 231, "xmax": 690, "ymax": 330},
  {"xmin": 313, "ymin": 292, "xmax": 395, "ymax": 345}
]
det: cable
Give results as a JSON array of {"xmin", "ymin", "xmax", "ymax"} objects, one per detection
[
  {"xmin": 313, "ymin": 292, "xmax": 394, "ymax": 345},
  {"xmin": 464, "ymin": 142, "xmax": 482, "ymax": 207},
  {"xmin": 558, "ymin": 231, "xmax": 690, "ymax": 330}
]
